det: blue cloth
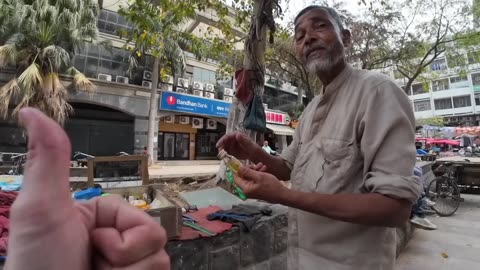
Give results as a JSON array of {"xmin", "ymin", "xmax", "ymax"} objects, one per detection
[{"xmin": 416, "ymin": 149, "xmax": 428, "ymax": 156}]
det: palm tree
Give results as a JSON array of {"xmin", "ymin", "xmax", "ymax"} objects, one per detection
[
  {"xmin": 0, "ymin": 0, "xmax": 99, "ymax": 124},
  {"xmin": 119, "ymin": 0, "xmax": 205, "ymax": 162}
]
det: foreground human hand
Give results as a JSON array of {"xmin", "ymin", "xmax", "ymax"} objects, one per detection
[
  {"xmin": 234, "ymin": 166, "xmax": 288, "ymax": 204},
  {"xmin": 216, "ymin": 132, "xmax": 261, "ymax": 160},
  {"xmin": 248, "ymin": 162, "xmax": 267, "ymax": 172},
  {"xmin": 6, "ymin": 108, "xmax": 170, "ymax": 270}
]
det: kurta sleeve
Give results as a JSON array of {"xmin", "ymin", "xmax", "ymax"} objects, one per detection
[{"xmin": 360, "ymin": 80, "xmax": 422, "ymax": 204}]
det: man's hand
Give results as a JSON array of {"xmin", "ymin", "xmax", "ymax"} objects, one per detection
[
  {"xmin": 6, "ymin": 108, "xmax": 170, "ymax": 270},
  {"xmin": 234, "ymin": 166, "xmax": 289, "ymax": 204},
  {"xmin": 216, "ymin": 132, "xmax": 261, "ymax": 160}
]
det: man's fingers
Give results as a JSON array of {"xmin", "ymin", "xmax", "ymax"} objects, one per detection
[
  {"xmin": 18, "ymin": 108, "xmax": 72, "ymax": 203},
  {"xmin": 91, "ymin": 196, "xmax": 167, "ymax": 266},
  {"xmin": 238, "ymin": 166, "xmax": 263, "ymax": 181},
  {"xmin": 92, "ymin": 224, "xmax": 166, "ymax": 267},
  {"xmin": 252, "ymin": 162, "xmax": 267, "ymax": 172},
  {"xmin": 234, "ymin": 174, "xmax": 251, "ymax": 191},
  {"xmin": 94, "ymin": 249, "xmax": 170, "ymax": 270}
]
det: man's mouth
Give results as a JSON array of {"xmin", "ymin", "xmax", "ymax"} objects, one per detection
[{"xmin": 305, "ymin": 47, "xmax": 326, "ymax": 59}]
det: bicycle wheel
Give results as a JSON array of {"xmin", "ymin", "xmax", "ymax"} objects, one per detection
[{"xmin": 426, "ymin": 176, "xmax": 461, "ymax": 217}]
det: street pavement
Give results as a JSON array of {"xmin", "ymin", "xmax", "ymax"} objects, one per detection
[{"xmin": 396, "ymin": 194, "xmax": 480, "ymax": 270}]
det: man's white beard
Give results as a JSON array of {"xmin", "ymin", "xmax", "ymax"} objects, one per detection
[{"xmin": 305, "ymin": 54, "xmax": 343, "ymax": 74}]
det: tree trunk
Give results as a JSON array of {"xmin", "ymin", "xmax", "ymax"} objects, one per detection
[
  {"xmin": 216, "ymin": 0, "xmax": 270, "ymax": 182},
  {"xmin": 147, "ymin": 56, "xmax": 160, "ymax": 165},
  {"xmin": 297, "ymin": 87, "xmax": 303, "ymax": 105}
]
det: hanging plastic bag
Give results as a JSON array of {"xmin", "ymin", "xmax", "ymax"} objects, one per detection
[{"xmin": 244, "ymin": 94, "xmax": 267, "ymax": 132}]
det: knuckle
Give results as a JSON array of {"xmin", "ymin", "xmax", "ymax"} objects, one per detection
[{"xmin": 152, "ymin": 251, "xmax": 171, "ymax": 269}]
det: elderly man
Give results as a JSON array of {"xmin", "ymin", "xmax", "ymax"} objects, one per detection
[{"xmin": 217, "ymin": 5, "xmax": 421, "ymax": 270}]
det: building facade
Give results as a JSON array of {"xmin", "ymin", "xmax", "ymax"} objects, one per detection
[
  {"xmin": 376, "ymin": 49, "xmax": 480, "ymax": 126},
  {"xmin": 0, "ymin": 0, "xmax": 297, "ymax": 161}
]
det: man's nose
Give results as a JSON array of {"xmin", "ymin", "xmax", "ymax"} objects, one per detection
[{"xmin": 304, "ymin": 28, "xmax": 317, "ymax": 46}]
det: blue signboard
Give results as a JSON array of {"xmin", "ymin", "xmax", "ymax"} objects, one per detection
[{"xmin": 159, "ymin": 91, "xmax": 231, "ymax": 118}]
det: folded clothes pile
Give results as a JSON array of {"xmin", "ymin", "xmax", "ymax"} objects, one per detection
[
  {"xmin": 207, "ymin": 204, "xmax": 272, "ymax": 232},
  {"xmin": 0, "ymin": 191, "xmax": 18, "ymax": 255}
]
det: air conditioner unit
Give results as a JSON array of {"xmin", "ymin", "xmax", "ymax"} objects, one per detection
[
  {"xmin": 207, "ymin": 119, "xmax": 217, "ymax": 130},
  {"xmin": 192, "ymin": 118, "xmax": 204, "ymax": 129},
  {"xmin": 143, "ymin": 71, "xmax": 153, "ymax": 81},
  {"xmin": 223, "ymin": 96, "xmax": 233, "ymax": 103},
  {"xmin": 193, "ymin": 90, "xmax": 204, "ymax": 97},
  {"xmin": 164, "ymin": 115, "xmax": 174, "ymax": 123},
  {"xmin": 224, "ymin": 88, "xmax": 234, "ymax": 96},
  {"xmin": 204, "ymin": 92, "xmax": 215, "ymax": 99},
  {"xmin": 205, "ymin": 84, "xmax": 215, "ymax": 92},
  {"xmin": 97, "ymin": 74, "xmax": 112, "ymax": 81},
  {"xmin": 115, "ymin": 76, "xmax": 129, "ymax": 84},
  {"xmin": 179, "ymin": 116, "xmax": 190, "ymax": 125},
  {"xmin": 142, "ymin": 81, "xmax": 152, "ymax": 88},
  {"xmin": 176, "ymin": 88, "xmax": 188, "ymax": 94},
  {"xmin": 178, "ymin": 78, "xmax": 189, "ymax": 88},
  {"xmin": 263, "ymin": 103, "xmax": 268, "ymax": 110},
  {"xmin": 166, "ymin": 85, "xmax": 173, "ymax": 92},
  {"xmin": 193, "ymin": 81, "xmax": 204, "ymax": 90}
]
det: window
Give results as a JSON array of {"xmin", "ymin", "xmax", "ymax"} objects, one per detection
[
  {"xmin": 413, "ymin": 100, "xmax": 431, "ymax": 112},
  {"xmin": 472, "ymin": 73, "xmax": 480, "ymax": 92},
  {"xmin": 192, "ymin": 67, "xmax": 233, "ymax": 88},
  {"xmin": 73, "ymin": 42, "xmax": 141, "ymax": 84},
  {"xmin": 192, "ymin": 67, "xmax": 216, "ymax": 84},
  {"xmin": 450, "ymin": 75, "xmax": 468, "ymax": 84},
  {"xmin": 450, "ymin": 74, "xmax": 469, "ymax": 88},
  {"xmin": 97, "ymin": 10, "xmax": 132, "ymax": 35},
  {"xmin": 434, "ymin": 98, "xmax": 453, "ymax": 110},
  {"xmin": 468, "ymin": 51, "xmax": 480, "ymax": 64},
  {"xmin": 432, "ymin": 79, "xmax": 450, "ymax": 92},
  {"xmin": 431, "ymin": 58, "xmax": 447, "ymax": 71},
  {"xmin": 453, "ymin": 95, "xmax": 472, "ymax": 108},
  {"xmin": 263, "ymin": 85, "xmax": 298, "ymax": 112},
  {"xmin": 412, "ymin": 83, "xmax": 428, "ymax": 95},
  {"xmin": 475, "ymin": 94, "xmax": 480, "ymax": 106}
]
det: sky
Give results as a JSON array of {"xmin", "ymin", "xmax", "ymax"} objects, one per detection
[{"xmin": 281, "ymin": 0, "xmax": 363, "ymax": 25}]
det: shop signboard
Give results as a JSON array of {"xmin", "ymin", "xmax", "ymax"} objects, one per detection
[
  {"xmin": 160, "ymin": 91, "xmax": 290, "ymax": 124},
  {"xmin": 159, "ymin": 91, "xmax": 230, "ymax": 118},
  {"xmin": 266, "ymin": 110, "xmax": 288, "ymax": 125}
]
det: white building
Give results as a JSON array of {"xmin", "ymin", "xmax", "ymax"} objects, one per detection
[{"xmin": 373, "ymin": 49, "xmax": 480, "ymax": 126}]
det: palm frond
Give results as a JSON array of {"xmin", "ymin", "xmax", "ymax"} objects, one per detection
[
  {"xmin": 42, "ymin": 45, "xmax": 71, "ymax": 72},
  {"xmin": 72, "ymin": 70, "xmax": 95, "ymax": 93},
  {"xmin": 18, "ymin": 62, "xmax": 43, "ymax": 95},
  {"xmin": 0, "ymin": 43, "xmax": 18, "ymax": 68},
  {"xmin": 0, "ymin": 79, "xmax": 21, "ymax": 119}
]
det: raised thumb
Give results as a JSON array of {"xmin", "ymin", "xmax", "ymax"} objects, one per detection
[{"xmin": 18, "ymin": 108, "xmax": 72, "ymax": 203}]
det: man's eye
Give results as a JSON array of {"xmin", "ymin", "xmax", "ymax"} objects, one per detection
[
  {"xmin": 314, "ymin": 23, "xmax": 326, "ymax": 29},
  {"xmin": 296, "ymin": 35, "xmax": 304, "ymax": 42}
]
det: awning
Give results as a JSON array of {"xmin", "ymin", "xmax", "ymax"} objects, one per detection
[{"xmin": 266, "ymin": 124, "xmax": 295, "ymax": 136}]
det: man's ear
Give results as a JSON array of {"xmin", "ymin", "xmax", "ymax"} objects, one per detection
[{"xmin": 341, "ymin": 29, "xmax": 352, "ymax": 48}]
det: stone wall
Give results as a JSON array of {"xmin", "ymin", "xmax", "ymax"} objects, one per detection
[
  {"xmin": 167, "ymin": 163, "xmax": 436, "ymax": 269},
  {"xmin": 166, "ymin": 204, "xmax": 288, "ymax": 270}
]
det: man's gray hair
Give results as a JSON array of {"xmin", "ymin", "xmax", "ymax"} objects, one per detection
[{"xmin": 294, "ymin": 6, "xmax": 345, "ymax": 31}]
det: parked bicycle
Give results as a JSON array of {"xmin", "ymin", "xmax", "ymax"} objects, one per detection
[
  {"xmin": 426, "ymin": 162, "xmax": 462, "ymax": 216},
  {"xmin": 8, "ymin": 153, "xmax": 27, "ymax": 175}
]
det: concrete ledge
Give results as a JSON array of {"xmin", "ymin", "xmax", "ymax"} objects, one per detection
[{"xmin": 166, "ymin": 204, "xmax": 288, "ymax": 270}]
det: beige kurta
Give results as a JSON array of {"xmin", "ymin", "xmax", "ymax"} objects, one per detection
[{"xmin": 281, "ymin": 65, "xmax": 422, "ymax": 270}]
